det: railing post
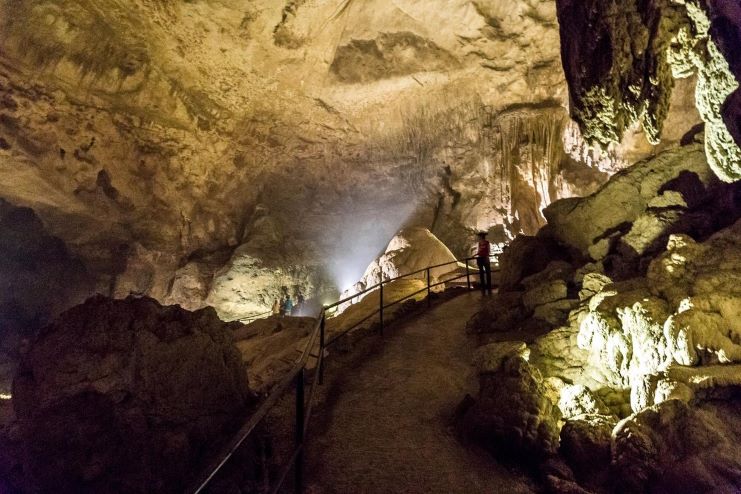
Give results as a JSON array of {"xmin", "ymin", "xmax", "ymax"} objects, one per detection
[
  {"xmin": 466, "ymin": 259, "xmax": 471, "ymax": 291},
  {"xmin": 379, "ymin": 273, "xmax": 384, "ymax": 336},
  {"xmin": 426, "ymin": 267, "xmax": 431, "ymax": 307},
  {"xmin": 295, "ymin": 367, "xmax": 305, "ymax": 494},
  {"xmin": 319, "ymin": 311, "xmax": 326, "ymax": 385}
]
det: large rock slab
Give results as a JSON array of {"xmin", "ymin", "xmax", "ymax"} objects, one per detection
[
  {"xmin": 612, "ymin": 398, "xmax": 741, "ymax": 493},
  {"xmin": 12, "ymin": 296, "xmax": 251, "ymax": 493},
  {"xmin": 543, "ymin": 144, "xmax": 712, "ymax": 257},
  {"xmin": 461, "ymin": 349, "xmax": 562, "ymax": 459}
]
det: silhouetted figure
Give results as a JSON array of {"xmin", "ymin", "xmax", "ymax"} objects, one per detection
[
  {"xmin": 283, "ymin": 295, "xmax": 293, "ymax": 316},
  {"xmin": 476, "ymin": 231, "xmax": 492, "ymax": 295},
  {"xmin": 271, "ymin": 299, "xmax": 280, "ymax": 315}
]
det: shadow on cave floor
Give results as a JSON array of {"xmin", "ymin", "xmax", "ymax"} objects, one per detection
[{"xmin": 295, "ymin": 292, "xmax": 536, "ymax": 494}]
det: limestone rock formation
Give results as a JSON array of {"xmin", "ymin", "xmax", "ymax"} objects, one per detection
[
  {"xmin": 462, "ymin": 137, "xmax": 741, "ymax": 491},
  {"xmin": 233, "ymin": 315, "xmax": 316, "ymax": 393},
  {"xmin": 556, "ymin": 0, "xmax": 741, "ymax": 181},
  {"xmin": 498, "ymin": 235, "xmax": 567, "ymax": 289},
  {"xmin": 0, "ymin": 0, "xmax": 651, "ymax": 326},
  {"xmin": 0, "ymin": 199, "xmax": 95, "ymax": 396},
  {"xmin": 461, "ymin": 343, "xmax": 562, "ymax": 459},
  {"xmin": 612, "ymin": 398, "xmax": 741, "ymax": 493},
  {"xmin": 11, "ymin": 296, "xmax": 251, "ymax": 493},
  {"xmin": 544, "ymin": 142, "xmax": 741, "ymax": 281}
]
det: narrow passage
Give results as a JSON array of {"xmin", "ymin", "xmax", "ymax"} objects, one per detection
[{"xmin": 305, "ymin": 292, "xmax": 535, "ymax": 494}]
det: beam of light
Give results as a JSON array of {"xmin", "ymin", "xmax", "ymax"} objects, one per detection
[{"xmin": 322, "ymin": 199, "xmax": 417, "ymax": 293}]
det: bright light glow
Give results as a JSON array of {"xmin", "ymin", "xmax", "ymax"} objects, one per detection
[
  {"xmin": 0, "ymin": 393, "xmax": 10, "ymax": 400},
  {"xmin": 323, "ymin": 200, "xmax": 417, "ymax": 292}
]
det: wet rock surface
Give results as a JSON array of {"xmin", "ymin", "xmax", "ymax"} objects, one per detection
[{"xmin": 9, "ymin": 296, "xmax": 252, "ymax": 494}]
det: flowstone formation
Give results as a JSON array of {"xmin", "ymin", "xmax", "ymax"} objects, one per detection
[
  {"xmin": 461, "ymin": 142, "xmax": 741, "ymax": 493},
  {"xmin": 557, "ymin": 0, "xmax": 741, "ymax": 181},
  {"xmin": 3, "ymin": 296, "xmax": 253, "ymax": 494}
]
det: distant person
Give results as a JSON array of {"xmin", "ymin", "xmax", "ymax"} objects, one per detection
[
  {"xmin": 283, "ymin": 295, "xmax": 293, "ymax": 316},
  {"xmin": 272, "ymin": 299, "xmax": 280, "ymax": 316},
  {"xmin": 476, "ymin": 231, "xmax": 492, "ymax": 295},
  {"xmin": 293, "ymin": 293, "xmax": 305, "ymax": 316}
]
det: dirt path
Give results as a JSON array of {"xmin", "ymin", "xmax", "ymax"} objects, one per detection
[{"xmin": 303, "ymin": 293, "xmax": 535, "ymax": 494}]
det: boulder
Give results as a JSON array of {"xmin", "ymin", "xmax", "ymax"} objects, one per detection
[
  {"xmin": 523, "ymin": 281, "xmax": 569, "ymax": 310},
  {"xmin": 462, "ymin": 351, "xmax": 562, "ymax": 458},
  {"xmin": 612, "ymin": 398, "xmax": 741, "ymax": 493},
  {"xmin": 560, "ymin": 414, "xmax": 615, "ymax": 482},
  {"xmin": 543, "ymin": 145, "xmax": 712, "ymax": 258},
  {"xmin": 12, "ymin": 296, "xmax": 252, "ymax": 493},
  {"xmin": 533, "ymin": 299, "xmax": 580, "ymax": 326},
  {"xmin": 473, "ymin": 341, "xmax": 530, "ymax": 373},
  {"xmin": 499, "ymin": 235, "xmax": 567, "ymax": 290},
  {"xmin": 578, "ymin": 273, "xmax": 612, "ymax": 301},
  {"xmin": 557, "ymin": 385, "xmax": 613, "ymax": 420},
  {"xmin": 465, "ymin": 291, "xmax": 529, "ymax": 333}
]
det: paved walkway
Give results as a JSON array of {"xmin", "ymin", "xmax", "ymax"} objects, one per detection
[{"xmin": 304, "ymin": 293, "xmax": 535, "ymax": 494}]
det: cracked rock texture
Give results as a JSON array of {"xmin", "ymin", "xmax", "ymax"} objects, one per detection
[{"xmin": 556, "ymin": 0, "xmax": 741, "ymax": 181}]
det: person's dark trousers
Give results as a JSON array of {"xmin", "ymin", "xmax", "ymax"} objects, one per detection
[{"xmin": 477, "ymin": 257, "xmax": 492, "ymax": 294}]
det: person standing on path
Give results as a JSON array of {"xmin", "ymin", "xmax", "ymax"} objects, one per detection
[
  {"xmin": 283, "ymin": 295, "xmax": 294, "ymax": 316},
  {"xmin": 476, "ymin": 231, "xmax": 492, "ymax": 294}
]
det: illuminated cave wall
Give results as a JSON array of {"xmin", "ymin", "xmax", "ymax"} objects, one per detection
[{"xmin": 0, "ymin": 0, "xmax": 703, "ymax": 321}]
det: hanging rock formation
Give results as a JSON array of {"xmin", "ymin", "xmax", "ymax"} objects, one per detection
[{"xmin": 556, "ymin": 0, "xmax": 741, "ymax": 181}]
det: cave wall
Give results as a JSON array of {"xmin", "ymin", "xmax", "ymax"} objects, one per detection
[{"xmin": 0, "ymin": 0, "xmax": 705, "ymax": 322}]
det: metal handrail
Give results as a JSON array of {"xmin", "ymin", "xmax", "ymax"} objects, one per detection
[
  {"xmin": 190, "ymin": 254, "xmax": 498, "ymax": 494},
  {"xmin": 239, "ymin": 309, "xmax": 273, "ymax": 323}
]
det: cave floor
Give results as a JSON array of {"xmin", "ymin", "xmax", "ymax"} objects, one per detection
[{"xmin": 302, "ymin": 292, "xmax": 536, "ymax": 494}]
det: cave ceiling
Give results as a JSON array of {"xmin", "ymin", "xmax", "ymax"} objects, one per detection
[
  {"xmin": 0, "ymin": 0, "xmax": 714, "ymax": 317},
  {"xmin": 0, "ymin": 0, "xmax": 573, "ymax": 275}
]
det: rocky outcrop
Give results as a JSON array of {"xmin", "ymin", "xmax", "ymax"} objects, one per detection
[
  {"xmin": 0, "ymin": 0, "xmax": 638, "ymax": 326},
  {"xmin": 461, "ymin": 342, "xmax": 562, "ymax": 459},
  {"xmin": 556, "ymin": 0, "xmax": 741, "ymax": 181},
  {"xmin": 612, "ymin": 398, "xmax": 741, "ymax": 493},
  {"xmin": 339, "ymin": 227, "xmax": 459, "ymax": 311},
  {"xmin": 544, "ymin": 142, "xmax": 741, "ymax": 279},
  {"xmin": 0, "ymin": 199, "xmax": 95, "ymax": 396},
  {"xmin": 11, "ymin": 296, "xmax": 252, "ymax": 493},
  {"xmin": 461, "ymin": 140, "xmax": 741, "ymax": 492}
]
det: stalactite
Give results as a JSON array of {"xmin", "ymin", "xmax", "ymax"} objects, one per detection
[{"xmin": 495, "ymin": 109, "xmax": 568, "ymax": 223}]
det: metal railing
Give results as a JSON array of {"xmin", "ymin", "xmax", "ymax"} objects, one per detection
[
  {"xmin": 190, "ymin": 255, "xmax": 498, "ymax": 494},
  {"xmin": 238, "ymin": 309, "xmax": 274, "ymax": 324}
]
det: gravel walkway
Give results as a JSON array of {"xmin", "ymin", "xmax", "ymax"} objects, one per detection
[{"xmin": 303, "ymin": 292, "xmax": 535, "ymax": 494}]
